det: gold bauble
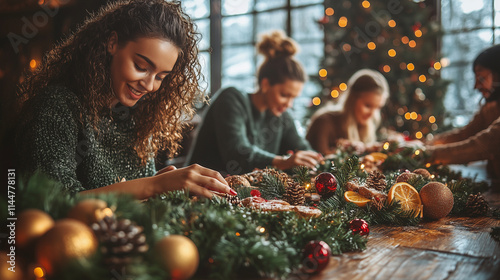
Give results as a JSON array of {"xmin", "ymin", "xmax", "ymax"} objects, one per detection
[
  {"xmin": 67, "ymin": 199, "xmax": 108, "ymax": 225},
  {"xmin": 156, "ymin": 235, "xmax": 199, "ymax": 280},
  {"xmin": 36, "ymin": 219, "xmax": 98, "ymax": 275},
  {"xmin": 420, "ymin": 182, "xmax": 454, "ymax": 220},
  {"xmin": 0, "ymin": 253, "xmax": 24, "ymax": 280},
  {"xmin": 16, "ymin": 209, "xmax": 55, "ymax": 249}
]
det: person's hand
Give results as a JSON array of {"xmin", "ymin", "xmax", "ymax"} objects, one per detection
[
  {"xmin": 153, "ymin": 164, "xmax": 236, "ymax": 198},
  {"xmin": 155, "ymin": 165, "xmax": 177, "ymax": 176},
  {"xmin": 337, "ymin": 139, "xmax": 366, "ymax": 154},
  {"xmin": 273, "ymin": 150, "xmax": 323, "ymax": 170}
]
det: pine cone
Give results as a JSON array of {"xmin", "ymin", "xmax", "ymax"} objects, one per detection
[
  {"xmin": 225, "ymin": 175, "xmax": 251, "ymax": 188},
  {"xmin": 465, "ymin": 193, "xmax": 489, "ymax": 216},
  {"xmin": 283, "ymin": 180, "xmax": 305, "ymax": 206},
  {"xmin": 223, "ymin": 193, "xmax": 242, "ymax": 206},
  {"xmin": 263, "ymin": 168, "xmax": 290, "ymax": 186},
  {"xmin": 91, "ymin": 215, "xmax": 148, "ymax": 271},
  {"xmin": 366, "ymin": 170, "xmax": 387, "ymax": 192}
]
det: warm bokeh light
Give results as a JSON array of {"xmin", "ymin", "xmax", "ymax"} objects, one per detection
[
  {"xmin": 383, "ymin": 65, "xmax": 391, "ymax": 72},
  {"xmin": 433, "ymin": 62, "xmax": 442, "ymax": 70},
  {"xmin": 416, "ymin": 114, "xmax": 422, "ymax": 121},
  {"xmin": 319, "ymin": 69, "xmax": 327, "ymax": 77},
  {"xmin": 414, "ymin": 30, "xmax": 423, "ymax": 37},
  {"xmin": 401, "ymin": 36, "xmax": 409, "ymax": 44},
  {"xmin": 339, "ymin": 82, "xmax": 347, "ymax": 91},
  {"xmin": 325, "ymin": 7, "xmax": 334, "ymax": 16},
  {"xmin": 312, "ymin": 97, "xmax": 321, "ymax": 106},
  {"xmin": 30, "ymin": 59, "xmax": 37, "ymax": 69},
  {"xmin": 338, "ymin": 16, "xmax": 348, "ymax": 27},
  {"xmin": 419, "ymin": 74, "xmax": 427, "ymax": 82},
  {"xmin": 343, "ymin": 44, "xmax": 351, "ymax": 51},
  {"xmin": 432, "ymin": 123, "xmax": 438, "ymax": 131},
  {"xmin": 426, "ymin": 163, "xmax": 431, "ymax": 168},
  {"xmin": 388, "ymin": 20, "xmax": 396, "ymax": 27},
  {"xmin": 331, "ymin": 89, "xmax": 339, "ymax": 98},
  {"xmin": 399, "ymin": 62, "xmax": 407, "ymax": 70},
  {"xmin": 429, "ymin": 115, "xmax": 436, "ymax": 123},
  {"xmin": 415, "ymin": 131, "xmax": 423, "ymax": 139},
  {"xmin": 409, "ymin": 40, "xmax": 416, "ymax": 48},
  {"xmin": 38, "ymin": 0, "xmax": 45, "ymax": 5},
  {"xmin": 410, "ymin": 112, "xmax": 418, "ymax": 120},
  {"xmin": 235, "ymin": 232, "xmax": 241, "ymax": 236},
  {"xmin": 367, "ymin": 42, "xmax": 376, "ymax": 50},
  {"xmin": 397, "ymin": 108, "xmax": 405, "ymax": 115},
  {"xmin": 415, "ymin": 149, "xmax": 421, "ymax": 155},
  {"xmin": 34, "ymin": 267, "xmax": 44, "ymax": 278},
  {"xmin": 404, "ymin": 112, "xmax": 411, "ymax": 120},
  {"xmin": 362, "ymin": 0, "xmax": 370, "ymax": 8},
  {"xmin": 383, "ymin": 142, "xmax": 390, "ymax": 150},
  {"xmin": 407, "ymin": 63, "xmax": 415, "ymax": 71},
  {"xmin": 388, "ymin": 49, "xmax": 396, "ymax": 57}
]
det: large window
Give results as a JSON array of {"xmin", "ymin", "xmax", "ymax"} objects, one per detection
[
  {"xmin": 440, "ymin": 0, "xmax": 500, "ymax": 127},
  {"xmin": 182, "ymin": 0, "xmax": 324, "ymax": 126}
]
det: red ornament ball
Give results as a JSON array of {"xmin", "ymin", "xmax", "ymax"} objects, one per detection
[
  {"xmin": 349, "ymin": 219, "xmax": 370, "ymax": 236},
  {"xmin": 314, "ymin": 172, "xmax": 337, "ymax": 198},
  {"xmin": 302, "ymin": 240, "xmax": 331, "ymax": 274},
  {"xmin": 250, "ymin": 189, "xmax": 261, "ymax": 197}
]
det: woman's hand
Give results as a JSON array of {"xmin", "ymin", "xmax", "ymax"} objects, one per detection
[
  {"xmin": 273, "ymin": 150, "xmax": 323, "ymax": 170},
  {"xmin": 153, "ymin": 164, "xmax": 236, "ymax": 198}
]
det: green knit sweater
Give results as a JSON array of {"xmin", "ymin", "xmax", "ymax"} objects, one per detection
[
  {"xmin": 187, "ymin": 87, "xmax": 311, "ymax": 175},
  {"xmin": 16, "ymin": 85, "xmax": 155, "ymax": 194}
]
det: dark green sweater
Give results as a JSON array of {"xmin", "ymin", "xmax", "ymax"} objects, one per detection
[
  {"xmin": 187, "ymin": 87, "xmax": 311, "ymax": 174},
  {"xmin": 16, "ymin": 85, "xmax": 155, "ymax": 194}
]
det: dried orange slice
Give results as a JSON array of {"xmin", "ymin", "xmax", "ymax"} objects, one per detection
[
  {"xmin": 369, "ymin": 152, "xmax": 388, "ymax": 162},
  {"xmin": 388, "ymin": 182, "xmax": 422, "ymax": 217},
  {"xmin": 344, "ymin": 191, "xmax": 371, "ymax": 207}
]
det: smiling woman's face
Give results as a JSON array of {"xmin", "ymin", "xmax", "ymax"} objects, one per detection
[{"xmin": 108, "ymin": 34, "xmax": 179, "ymax": 107}]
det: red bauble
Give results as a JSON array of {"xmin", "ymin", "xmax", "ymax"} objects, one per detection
[
  {"xmin": 314, "ymin": 172, "xmax": 337, "ymax": 198},
  {"xmin": 302, "ymin": 240, "xmax": 331, "ymax": 274},
  {"xmin": 250, "ymin": 189, "xmax": 261, "ymax": 197},
  {"xmin": 349, "ymin": 219, "xmax": 370, "ymax": 236}
]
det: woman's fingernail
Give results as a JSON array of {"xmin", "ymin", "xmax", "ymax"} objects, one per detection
[{"xmin": 229, "ymin": 189, "xmax": 237, "ymax": 196}]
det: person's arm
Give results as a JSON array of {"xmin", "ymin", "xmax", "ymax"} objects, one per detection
[
  {"xmin": 427, "ymin": 117, "xmax": 500, "ymax": 164},
  {"xmin": 81, "ymin": 164, "xmax": 235, "ymax": 200},
  {"xmin": 430, "ymin": 103, "xmax": 497, "ymax": 145}
]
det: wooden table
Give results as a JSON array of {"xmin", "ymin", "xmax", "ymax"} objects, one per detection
[{"xmin": 306, "ymin": 162, "xmax": 500, "ymax": 280}]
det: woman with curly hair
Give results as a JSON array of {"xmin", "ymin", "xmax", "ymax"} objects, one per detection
[
  {"xmin": 186, "ymin": 30, "xmax": 323, "ymax": 175},
  {"xmin": 16, "ymin": 0, "xmax": 235, "ymax": 199},
  {"xmin": 306, "ymin": 69, "xmax": 390, "ymax": 155}
]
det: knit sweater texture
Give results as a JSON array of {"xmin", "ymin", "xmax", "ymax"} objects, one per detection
[
  {"xmin": 186, "ymin": 87, "xmax": 311, "ymax": 175},
  {"xmin": 16, "ymin": 85, "xmax": 155, "ymax": 194}
]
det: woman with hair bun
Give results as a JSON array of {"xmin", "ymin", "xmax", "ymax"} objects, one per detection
[
  {"xmin": 187, "ymin": 30, "xmax": 322, "ymax": 175},
  {"xmin": 16, "ymin": 0, "xmax": 236, "ymax": 199},
  {"xmin": 306, "ymin": 69, "xmax": 390, "ymax": 155}
]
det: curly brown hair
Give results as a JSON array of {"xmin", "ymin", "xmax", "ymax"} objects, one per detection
[{"xmin": 18, "ymin": 0, "xmax": 203, "ymax": 163}]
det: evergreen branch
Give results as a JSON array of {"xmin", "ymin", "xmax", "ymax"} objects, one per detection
[
  {"xmin": 292, "ymin": 166, "xmax": 311, "ymax": 185},
  {"xmin": 258, "ymin": 174, "xmax": 286, "ymax": 200}
]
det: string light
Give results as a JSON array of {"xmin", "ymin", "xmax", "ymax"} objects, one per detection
[
  {"xmin": 401, "ymin": 36, "xmax": 409, "ymax": 44},
  {"xmin": 367, "ymin": 42, "xmax": 376, "ymax": 50},
  {"xmin": 312, "ymin": 97, "xmax": 321, "ymax": 106},
  {"xmin": 440, "ymin": 57, "xmax": 450, "ymax": 67},
  {"xmin": 325, "ymin": 7, "xmax": 334, "ymax": 16},
  {"xmin": 235, "ymin": 232, "xmax": 241, "ymax": 236},
  {"xmin": 338, "ymin": 16, "xmax": 348, "ymax": 27},
  {"xmin": 415, "ymin": 131, "xmax": 423, "ymax": 139},
  {"xmin": 343, "ymin": 44, "xmax": 352, "ymax": 51},
  {"xmin": 362, "ymin": 0, "xmax": 370, "ymax": 8},
  {"xmin": 414, "ymin": 30, "xmax": 423, "ymax": 37},
  {"xmin": 399, "ymin": 62, "xmax": 407, "ymax": 70},
  {"xmin": 407, "ymin": 63, "xmax": 415, "ymax": 71},
  {"xmin": 388, "ymin": 19, "xmax": 396, "ymax": 27},
  {"xmin": 360, "ymin": 163, "xmax": 365, "ymax": 170},
  {"xmin": 433, "ymin": 62, "xmax": 442, "ymax": 70},
  {"xmin": 429, "ymin": 116, "xmax": 436, "ymax": 123},
  {"xmin": 30, "ymin": 59, "xmax": 37, "ymax": 69},
  {"xmin": 339, "ymin": 83, "xmax": 347, "ymax": 91},
  {"xmin": 305, "ymin": 183, "xmax": 312, "ymax": 190},
  {"xmin": 419, "ymin": 74, "xmax": 427, "ymax": 82},
  {"xmin": 431, "ymin": 174, "xmax": 435, "ymax": 179},
  {"xmin": 397, "ymin": 108, "xmax": 405, "ymax": 115},
  {"xmin": 383, "ymin": 142, "xmax": 390, "ymax": 150},
  {"xmin": 416, "ymin": 114, "xmax": 422, "ymax": 121},
  {"xmin": 410, "ymin": 112, "xmax": 417, "ymax": 120},
  {"xmin": 388, "ymin": 49, "xmax": 396, "ymax": 57},
  {"xmin": 409, "ymin": 40, "xmax": 416, "ymax": 48},
  {"xmin": 404, "ymin": 112, "xmax": 411, "ymax": 120},
  {"xmin": 426, "ymin": 163, "xmax": 431, "ymax": 168},
  {"xmin": 383, "ymin": 65, "xmax": 391, "ymax": 72},
  {"xmin": 431, "ymin": 123, "xmax": 438, "ymax": 131},
  {"xmin": 319, "ymin": 69, "xmax": 327, "ymax": 77},
  {"xmin": 34, "ymin": 266, "xmax": 45, "ymax": 278},
  {"xmin": 414, "ymin": 149, "xmax": 421, "ymax": 155},
  {"xmin": 257, "ymin": 226, "xmax": 266, "ymax": 233},
  {"xmin": 331, "ymin": 89, "xmax": 339, "ymax": 98}
]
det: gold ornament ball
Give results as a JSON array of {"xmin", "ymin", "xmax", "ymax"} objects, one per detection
[
  {"xmin": 420, "ymin": 182, "xmax": 454, "ymax": 220},
  {"xmin": 16, "ymin": 209, "xmax": 55, "ymax": 248},
  {"xmin": 67, "ymin": 199, "xmax": 108, "ymax": 225},
  {"xmin": 413, "ymin": 168, "xmax": 431, "ymax": 179},
  {"xmin": 36, "ymin": 219, "xmax": 98, "ymax": 275},
  {"xmin": 156, "ymin": 235, "xmax": 199, "ymax": 280},
  {"xmin": 0, "ymin": 253, "xmax": 24, "ymax": 280}
]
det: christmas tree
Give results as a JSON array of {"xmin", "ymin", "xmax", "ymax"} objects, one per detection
[{"xmin": 313, "ymin": 0, "xmax": 449, "ymax": 140}]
